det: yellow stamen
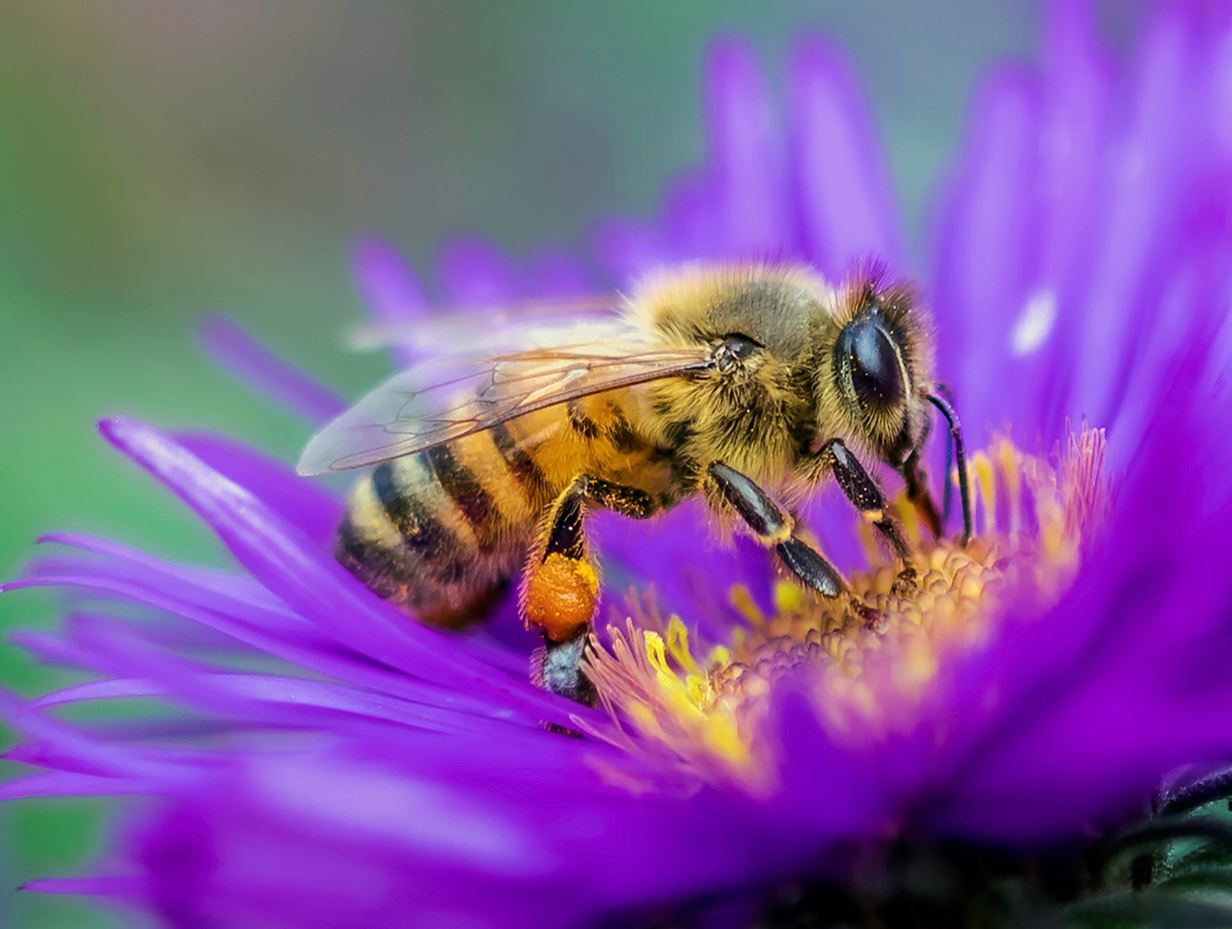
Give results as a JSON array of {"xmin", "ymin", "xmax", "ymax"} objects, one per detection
[
  {"xmin": 729, "ymin": 585, "xmax": 765, "ymax": 626},
  {"xmin": 893, "ymin": 492, "xmax": 923, "ymax": 547},
  {"xmin": 972, "ymin": 452, "xmax": 998, "ymax": 534},
  {"xmin": 665, "ymin": 616, "xmax": 700, "ymax": 676},
  {"xmin": 996, "ymin": 439, "xmax": 1023, "ymax": 540}
]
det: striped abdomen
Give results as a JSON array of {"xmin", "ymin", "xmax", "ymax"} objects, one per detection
[
  {"xmin": 336, "ymin": 419, "xmax": 559, "ymax": 626},
  {"xmin": 335, "ymin": 390, "xmax": 676, "ymax": 627}
]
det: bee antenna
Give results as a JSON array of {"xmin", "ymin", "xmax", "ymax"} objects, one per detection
[{"xmin": 927, "ymin": 388, "xmax": 972, "ymax": 546}]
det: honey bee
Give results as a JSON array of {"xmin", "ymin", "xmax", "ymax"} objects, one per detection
[{"xmin": 299, "ymin": 263, "xmax": 972, "ymax": 704}]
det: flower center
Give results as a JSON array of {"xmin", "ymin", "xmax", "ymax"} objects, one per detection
[{"xmin": 584, "ymin": 429, "xmax": 1110, "ymax": 783}]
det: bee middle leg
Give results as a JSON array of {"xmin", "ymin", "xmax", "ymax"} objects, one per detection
[
  {"xmin": 706, "ymin": 462, "xmax": 845, "ymax": 600},
  {"xmin": 523, "ymin": 475, "xmax": 658, "ymax": 704},
  {"xmin": 817, "ymin": 438, "xmax": 917, "ymax": 593}
]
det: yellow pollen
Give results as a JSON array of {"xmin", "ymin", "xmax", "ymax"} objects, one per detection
[{"xmin": 583, "ymin": 428, "xmax": 1110, "ymax": 786}]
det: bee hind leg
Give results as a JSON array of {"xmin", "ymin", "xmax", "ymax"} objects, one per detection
[{"xmin": 523, "ymin": 475, "xmax": 659, "ymax": 705}]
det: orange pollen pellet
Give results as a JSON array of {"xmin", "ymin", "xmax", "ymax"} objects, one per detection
[{"xmin": 523, "ymin": 553, "xmax": 599, "ymax": 642}]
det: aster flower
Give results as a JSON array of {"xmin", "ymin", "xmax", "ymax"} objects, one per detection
[{"xmin": 6, "ymin": 2, "xmax": 1232, "ymax": 928}]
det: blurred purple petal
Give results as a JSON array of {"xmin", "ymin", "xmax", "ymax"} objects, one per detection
[
  {"xmin": 704, "ymin": 39, "xmax": 795, "ymax": 256},
  {"xmin": 177, "ymin": 431, "xmax": 344, "ymax": 547},
  {"xmin": 1067, "ymin": 6, "xmax": 1197, "ymax": 429},
  {"xmin": 438, "ymin": 237, "xmax": 522, "ymax": 305},
  {"xmin": 197, "ymin": 315, "xmax": 346, "ymax": 424},
  {"xmin": 96, "ymin": 416, "xmax": 584, "ymax": 729},
  {"xmin": 525, "ymin": 248, "xmax": 593, "ymax": 297},
  {"xmin": 591, "ymin": 217, "xmax": 670, "ymax": 284},
  {"xmin": 930, "ymin": 67, "xmax": 1041, "ymax": 446},
  {"xmin": 350, "ymin": 237, "xmax": 430, "ymax": 368},
  {"xmin": 789, "ymin": 38, "xmax": 906, "ymax": 277},
  {"xmin": 660, "ymin": 171, "xmax": 722, "ymax": 260}
]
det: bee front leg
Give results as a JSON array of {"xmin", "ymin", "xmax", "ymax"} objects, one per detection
[
  {"xmin": 706, "ymin": 462, "xmax": 845, "ymax": 600},
  {"xmin": 817, "ymin": 439, "xmax": 917, "ymax": 593},
  {"xmin": 524, "ymin": 475, "xmax": 658, "ymax": 705}
]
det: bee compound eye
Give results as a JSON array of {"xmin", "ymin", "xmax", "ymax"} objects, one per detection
[{"xmin": 838, "ymin": 319, "xmax": 905, "ymax": 409}]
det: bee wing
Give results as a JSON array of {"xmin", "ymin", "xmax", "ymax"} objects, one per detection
[{"xmin": 297, "ymin": 341, "xmax": 712, "ymax": 475}]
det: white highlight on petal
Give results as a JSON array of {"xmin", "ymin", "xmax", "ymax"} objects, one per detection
[{"xmin": 1010, "ymin": 289, "xmax": 1058, "ymax": 356}]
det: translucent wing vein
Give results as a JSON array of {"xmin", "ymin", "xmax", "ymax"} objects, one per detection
[{"xmin": 298, "ymin": 344, "xmax": 711, "ymax": 474}]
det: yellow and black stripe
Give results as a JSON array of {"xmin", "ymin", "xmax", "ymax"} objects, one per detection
[
  {"xmin": 337, "ymin": 445, "xmax": 515, "ymax": 626},
  {"xmin": 335, "ymin": 388, "xmax": 674, "ymax": 629}
]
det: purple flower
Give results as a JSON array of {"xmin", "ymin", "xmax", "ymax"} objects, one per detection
[{"xmin": 6, "ymin": 2, "xmax": 1232, "ymax": 927}]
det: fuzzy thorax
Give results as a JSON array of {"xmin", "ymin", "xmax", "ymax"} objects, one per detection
[{"xmin": 584, "ymin": 428, "xmax": 1109, "ymax": 786}]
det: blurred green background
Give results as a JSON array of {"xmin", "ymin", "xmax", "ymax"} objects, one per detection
[{"xmin": 0, "ymin": 3, "xmax": 1141, "ymax": 927}]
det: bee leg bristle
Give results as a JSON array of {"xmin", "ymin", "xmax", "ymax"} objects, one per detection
[
  {"xmin": 522, "ymin": 479, "xmax": 600, "ymax": 652},
  {"xmin": 542, "ymin": 479, "xmax": 589, "ymax": 562}
]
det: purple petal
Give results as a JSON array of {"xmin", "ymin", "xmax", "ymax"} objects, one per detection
[
  {"xmin": 33, "ymin": 674, "xmax": 508, "ymax": 738},
  {"xmin": 524, "ymin": 248, "xmax": 594, "ymax": 297},
  {"xmin": 968, "ymin": 0, "xmax": 1113, "ymax": 440},
  {"xmin": 176, "ymin": 431, "xmax": 343, "ymax": 547},
  {"xmin": 591, "ymin": 217, "xmax": 670, "ymax": 284},
  {"xmin": 789, "ymin": 38, "xmax": 906, "ymax": 278},
  {"xmin": 350, "ymin": 237, "xmax": 430, "ymax": 368},
  {"xmin": 931, "ymin": 374, "xmax": 1232, "ymax": 839},
  {"xmin": 95, "ymin": 417, "xmax": 586, "ymax": 729},
  {"xmin": 125, "ymin": 749, "xmax": 826, "ymax": 929},
  {"xmin": 0, "ymin": 771, "xmax": 155, "ymax": 800},
  {"xmin": 704, "ymin": 38, "xmax": 795, "ymax": 256},
  {"xmin": 929, "ymin": 66, "xmax": 1042, "ymax": 446},
  {"xmin": 9, "ymin": 630, "xmax": 99, "ymax": 670},
  {"xmin": 0, "ymin": 691, "xmax": 183, "ymax": 779},
  {"xmin": 33, "ymin": 533, "xmax": 315, "ymax": 639},
  {"xmin": 197, "ymin": 315, "xmax": 346, "ymax": 424},
  {"xmin": 9, "ymin": 561, "xmax": 536, "ymax": 725},
  {"xmin": 438, "ymin": 237, "xmax": 522, "ymax": 305},
  {"xmin": 21, "ymin": 876, "xmax": 140, "ymax": 896},
  {"xmin": 660, "ymin": 171, "xmax": 722, "ymax": 260},
  {"xmin": 1037, "ymin": 0, "xmax": 1111, "ymax": 292},
  {"xmin": 1067, "ymin": 6, "xmax": 1198, "ymax": 429},
  {"xmin": 593, "ymin": 502, "xmax": 772, "ymax": 641}
]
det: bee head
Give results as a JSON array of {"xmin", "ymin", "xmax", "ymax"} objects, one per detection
[{"xmin": 818, "ymin": 268, "xmax": 934, "ymax": 465}]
